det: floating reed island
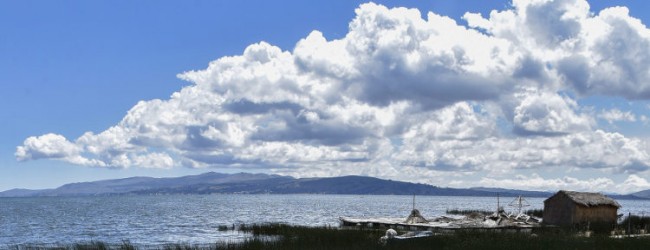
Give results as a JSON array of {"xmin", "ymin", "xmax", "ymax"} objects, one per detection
[
  {"xmin": 341, "ymin": 190, "xmax": 650, "ymax": 240},
  {"xmin": 340, "ymin": 195, "xmax": 541, "ymax": 233}
]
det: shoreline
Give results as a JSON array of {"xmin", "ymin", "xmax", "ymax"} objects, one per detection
[{"xmin": 7, "ymin": 223, "xmax": 650, "ymax": 250}]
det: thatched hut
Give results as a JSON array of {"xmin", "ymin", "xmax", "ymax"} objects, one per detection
[{"xmin": 543, "ymin": 190, "xmax": 620, "ymax": 226}]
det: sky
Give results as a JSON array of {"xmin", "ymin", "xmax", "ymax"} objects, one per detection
[{"xmin": 3, "ymin": 0, "xmax": 650, "ymax": 194}]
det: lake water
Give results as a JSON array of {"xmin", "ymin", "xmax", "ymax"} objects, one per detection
[{"xmin": 1, "ymin": 194, "xmax": 649, "ymax": 247}]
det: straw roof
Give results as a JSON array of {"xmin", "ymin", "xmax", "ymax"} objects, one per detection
[
  {"xmin": 404, "ymin": 209, "xmax": 429, "ymax": 224},
  {"xmin": 555, "ymin": 190, "xmax": 621, "ymax": 208}
]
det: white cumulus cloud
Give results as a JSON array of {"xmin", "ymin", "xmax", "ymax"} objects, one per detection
[
  {"xmin": 479, "ymin": 173, "xmax": 650, "ymax": 194},
  {"xmin": 512, "ymin": 90, "xmax": 593, "ymax": 135},
  {"xmin": 479, "ymin": 173, "xmax": 615, "ymax": 192},
  {"xmin": 467, "ymin": 0, "xmax": 650, "ymax": 98},
  {"xmin": 16, "ymin": 133, "xmax": 80, "ymax": 161},
  {"xmin": 16, "ymin": 0, "xmax": 650, "ymax": 189}
]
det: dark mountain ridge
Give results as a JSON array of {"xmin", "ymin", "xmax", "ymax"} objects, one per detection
[{"xmin": 1, "ymin": 172, "xmax": 646, "ymax": 199}]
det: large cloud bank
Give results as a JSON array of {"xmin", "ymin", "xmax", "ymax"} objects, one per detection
[{"xmin": 17, "ymin": 0, "xmax": 650, "ymax": 192}]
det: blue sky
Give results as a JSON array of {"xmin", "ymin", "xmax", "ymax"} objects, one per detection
[{"xmin": 2, "ymin": 0, "xmax": 650, "ymax": 193}]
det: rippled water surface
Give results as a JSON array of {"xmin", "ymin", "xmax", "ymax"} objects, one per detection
[{"xmin": 1, "ymin": 194, "xmax": 648, "ymax": 246}]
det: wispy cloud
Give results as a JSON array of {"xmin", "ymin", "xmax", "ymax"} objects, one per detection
[{"xmin": 598, "ymin": 108, "xmax": 637, "ymax": 124}]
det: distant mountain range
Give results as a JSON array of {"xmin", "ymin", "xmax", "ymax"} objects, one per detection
[
  {"xmin": 631, "ymin": 189, "xmax": 650, "ymax": 199},
  {"xmin": 0, "ymin": 172, "xmax": 646, "ymax": 200}
]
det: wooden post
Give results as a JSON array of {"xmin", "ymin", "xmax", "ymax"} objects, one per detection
[
  {"xmin": 628, "ymin": 212, "xmax": 632, "ymax": 235},
  {"xmin": 412, "ymin": 194, "xmax": 415, "ymax": 210},
  {"xmin": 496, "ymin": 193, "xmax": 500, "ymax": 213}
]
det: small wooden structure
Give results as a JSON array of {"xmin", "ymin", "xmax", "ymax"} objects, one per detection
[
  {"xmin": 404, "ymin": 196, "xmax": 428, "ymax": 224},
  {"xmin": 404, "ymin": 209, "xmax": 428, "ymax": 224},
  {"xmin": 543, "ymin": 190, "xmax": 621, "ymax": 226}
]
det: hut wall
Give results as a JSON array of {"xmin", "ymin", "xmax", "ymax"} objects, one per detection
[
  {"xmin": 543, "ymin": 193, "xmax": 576, "ymax": 225},
  {"xmin": 574, "ymin": 205, "xmax": 617, "ymax": 224},
  {"xmin": 544, "ymin": 191, "xmax": 620, "ymax": 226}
]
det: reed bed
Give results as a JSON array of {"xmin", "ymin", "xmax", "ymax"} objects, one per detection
[
  {"xmin": 445, "ymin": 208, "xmax": 494, "ymax": 215},
  {"xmin": 446, "ymin": 208, "xmax": 544, "ymax": 217},
  {"xmin": 9, "ymin": 223, "xmax": 650, "ymax": 250}
]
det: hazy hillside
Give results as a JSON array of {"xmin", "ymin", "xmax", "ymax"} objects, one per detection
[
  {"xmin": 1, "ymin": 172, "xmax": 647, "ymax": 199},
  {"xmin": 632, "ymin": 189, "xmax": 650, "ymax": 199},
  {"xmin": 0, "ymin": 172, "xmax": 286, "ymax": 197},
  {"xmin": 133, "ymin": 175, "xmax": 497, "ymax": 196}
]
